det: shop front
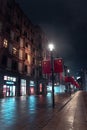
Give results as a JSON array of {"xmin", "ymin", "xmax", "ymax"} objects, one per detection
[
  {"xmin": 29, "ymin": 80, "xmax": 35, "ymax": 95},
  {"xmin": 3, "ymin": 75, "xmax": 17, "ymax": 97},
  {"xmin": 47, "ymin": 84, "xmax": 66, "ymax": 94},
  {"xmin": 37, "ymin": 81, "xmax": 46, "ymax": 95},
  {"xmin": 20, "ymin": 79, "xmax": 26, "ymax": 96}
]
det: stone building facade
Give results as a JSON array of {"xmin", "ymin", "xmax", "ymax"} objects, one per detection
[{"xmin": 0, "ymin": 0, "xmax": 48, "ymax": 98}]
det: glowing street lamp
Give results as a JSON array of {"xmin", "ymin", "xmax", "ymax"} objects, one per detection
[
  {"xmin": 67, "ymin": 69, "xmax": 70, "ymax": 74},
  {"xmin": 48, "ymin": 44, "xmax": 54, "ymax": 51},
  {"xmin": 48, "ymin": 43, "xmax": 55, "ymax": 108},
  {"xmin": 67, "ymin": 69, "xmax": 71, "ymax": 94}
]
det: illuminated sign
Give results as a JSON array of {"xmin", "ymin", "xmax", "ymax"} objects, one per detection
[
  {"xmin": 30, "ymin": 81, "xmax": 35, "ymax": 86},
  {"xmin": 6, "ymin": 81, "xmax": 14, "ymax": 85},
  {"xmin": 4, "ymin": 76, "xmax": 16, "ymax": 82}
]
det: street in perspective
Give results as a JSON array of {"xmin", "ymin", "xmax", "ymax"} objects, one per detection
[
  {"xmin": 0, "ymin": 91, "xmax": 87, "ymax": 130},
  {"xmin": 0, "ymin": 0, "xmax": 87, "ymax": 130}
]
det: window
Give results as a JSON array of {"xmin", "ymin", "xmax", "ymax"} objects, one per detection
[
  {"xmin": 28, "ymin": 44, "xmax": 31, "ymax": 50},
  {"xmin": 39, "ymin": 61, "xmax": 41, "ymax": 66},
  {"xmin": 0, "ymin": 22, "xmax": 2, "ymax": 32},
  {"xmin": 23, "ymin": 31, "xmax": 27, "ymax": 37},
  {"xmin": 32, "ymin": 69, "xmax": 35, "ymax": 76},
  {"xmin": 1, "ymin": 55, "xmax": 7, "ymax": 66},
  {"xmin": 31, "ymin": 38, "xmax": 33, "ymax": 44},
  {"xmin": 12, "ymin": 47, "xmax": 17, "ymax": 55},
  {"xmin": 39, "ymin": 67, "xmax": 42, "ymax": 76},
  {"xmin": 12, "ymin": 60, "xmax": 18, "ymax": 70},
  {"xmin": 33, "ymin": 58, "xmax": 35, "ymax": 64},
  {"xmin": 16, "ymin": 36, "xmax": 19, "ymax": 42},
  {"xmin": 3, "ymin": 39, "xmax": 8, "ymax": 48},
  {"xmin": 20, "ymin": 38, "xmax": 24, "ymax": 47},
  {"xmin": 7, "ymin": 58, "xmax": 11, "ymax": 69},
  {"xmin": 24, "ymin": 65, "xmax": 27, "ymax": 72},
  {"xmin": 27, "ymin": 55, "xmax": 31, "ymax": 65},
  {"xmin": 39, "ymin": 43, "xmax": 41, "ymax": 49},
  {"xmin": 10, "ymin": 31, "xmax": 14, "ymax": 40},
  {"xmin": 18, "ymin": 62, "xmax": 23, "ymax": 72},
  {"xmin": 25, "ymin": 53, "xmax": 27, "ymax": 59},
  {"xmin": 9, "ymin": 43, "xmax": 12, "ymax": 54}
]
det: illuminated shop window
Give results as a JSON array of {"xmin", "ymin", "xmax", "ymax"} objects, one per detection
[
  {"xmin": 13, "ymin": 86, "xmax": 16, "ymax": 96},
  {"xmin": 21, "ymin": 79, "xmax": 26, "ymax": 86},
  {"xmin": 30, "ymin": 87, "xmax": 34, "ymax": 94},
  {"xmin": 39, "ymin": 83, "xmax": 42, "ymax": 92},
  {"xmin": 21, "ymin": 79, "xmax": 26, "ymax": 95},
  {"xmin": 3, "ymin": 39, "xmax": 8, "ymax": 48},
  {"xmin": 12, "ymin": 47, "xmax": 17, "ymax": 55},
  {"xmin": 3, "ymin": 85, "xmax": 6, "ymax": 88},
  {"xmin": 3, "ymin": 76, "xmax": 16, "ymax": 97}
]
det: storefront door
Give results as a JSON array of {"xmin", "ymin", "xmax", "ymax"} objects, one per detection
[{"xmin": 3, "ymin": 85, "xmax": 16, "ymax": 97}]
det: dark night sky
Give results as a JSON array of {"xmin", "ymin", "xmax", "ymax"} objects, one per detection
[{"xmin": 16, "ymin": 0, "xmax": 87, "ymax": 76}]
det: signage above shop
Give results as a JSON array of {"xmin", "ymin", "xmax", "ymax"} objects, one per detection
[
  {"xmin": 6, "ymin": 81, "xmax": 14, "ymax": 85},
  {"xmin": 30, "ymin": 81, "xmax": 35, "ymax": 86}
]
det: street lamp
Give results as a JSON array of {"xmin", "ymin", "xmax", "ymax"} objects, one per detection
[
  {"xmin": 48, "ymin": 43, "xmax": 55, "ymax": 108},
  {"xmin": 67, "ymin": 69, "xmax": 70, "ymax": 74},
  {"xmin": 67, "ymin": 69, "xmax": 71, "ymax": 94}
]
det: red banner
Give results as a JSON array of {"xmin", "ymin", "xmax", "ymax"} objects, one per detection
[
  {"xmin": 65, "ymin": 76, "xmax": 75, "ymax": 83},
  {"xmin": 42, "ymin": 60, "xmax": 51, "ymax": 74},
  {"xmin": 64, "ymin": 76, "xmax": 80, "ymax": 88},
  {"xmin": 54, "ymin": 58, "xmax": 63, "ymax": 73}
]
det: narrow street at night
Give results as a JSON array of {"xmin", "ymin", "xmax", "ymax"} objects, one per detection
[{"xmin": 0, "ymin": 91, "xmax": 87, "ymax": 130}]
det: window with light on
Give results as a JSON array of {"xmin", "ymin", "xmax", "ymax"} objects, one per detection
[
  {"xmin": 3, "ymin": 39, "xmax": 8, "ymax": 48},
  {"xmin": 12, "ymin": 47, "xmax": 17, "ymax": 55}
]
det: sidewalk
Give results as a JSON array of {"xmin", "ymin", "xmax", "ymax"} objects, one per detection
[
  {"xmin": 42, "ymin": 91, "xmax": 87, "ymax": 130},
  {"xmin": 54, "ymin": 92, "xmax": 75, "ymax": 111}
]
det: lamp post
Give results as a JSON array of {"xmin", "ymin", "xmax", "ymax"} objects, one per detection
[
  {"xmin": 67, "ymin": 69, "xmax": 70, "ymax": 74},
  {"xmin": 67, "ymin": 69, "xmax": 71, "ymax": 94},
  {"xmin": 48, "ymin": 44, "xmax": 55, "ymax": 108}
]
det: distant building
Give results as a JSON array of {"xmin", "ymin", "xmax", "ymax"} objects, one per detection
[{"xmin": 80, "ymin": 69, "xmax": 87, "ymax": 91}]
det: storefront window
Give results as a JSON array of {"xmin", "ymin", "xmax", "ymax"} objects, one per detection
[
  {"xmin": 39, "ymin": 83, "xmax": 42, "ymax": 92},
  {"xmin": 29, "ymin": 81, "xmax": 35, "ymax": 95},
  {"xmin": 3, "ymin": 76, "xmax": 16, "ymax": 97},
  {"xmin": 20, "ymin": 79, "xmax": 26, "ymax": 96}
]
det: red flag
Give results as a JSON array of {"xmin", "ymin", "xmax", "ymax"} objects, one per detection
[
  {"xmin": 73, "ymin": 80, "xmax": 80, "ymax": 88},
  {"xmin": 64, "ymin": 76, "xmax": 80, "ymax": 88},
  {"xmin": 64, "ymin": 76, "xmax": 70, "ymax": 82},
  {"xmin": 42, "ymin": 60, "xmax": 51, "ymax": 74},
  {"xmin": 64, "ymin": 76, "xmax": 75, "ymax": 83},
  {"xmin": 54, "ymin": 58, "xmax": 63, "ymax": 73}
]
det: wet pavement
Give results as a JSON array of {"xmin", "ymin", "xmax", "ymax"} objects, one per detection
[
  {"xmin": 0, "ymin": 91, "xmax": 87, "ymax": 130},
  {"xmin": 43, "ymin": 91, "xmax": 87, "ymax": 130}
]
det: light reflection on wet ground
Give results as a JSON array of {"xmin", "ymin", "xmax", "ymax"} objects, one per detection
[{"xmin": 0, "ymin": 94, "xmax": 54, "ymax": 129}]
